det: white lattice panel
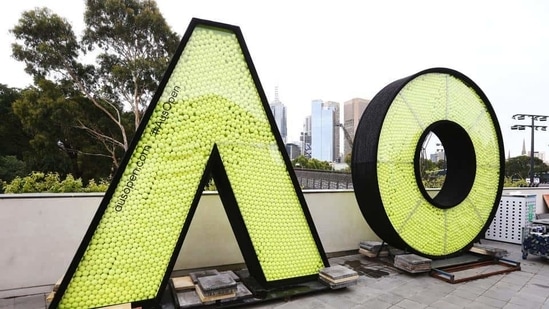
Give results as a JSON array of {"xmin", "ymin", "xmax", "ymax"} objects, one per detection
[{"xmin": 485, "ymin": 194, "xmax": 536, "ymax": 244}]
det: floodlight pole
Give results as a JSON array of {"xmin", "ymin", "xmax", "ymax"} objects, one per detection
[
  {"xmin": 530, "ymin": 116, "xmax": 535, "ymax": 185},
  {"xmin": 511, "ymin": 114, "xmax": 548, "ymax": 186}
]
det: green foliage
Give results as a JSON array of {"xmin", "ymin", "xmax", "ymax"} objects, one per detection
[
  {"xmin": 0, "ymin": 155, "xmax": 28, "ymax": 184},
  {"xmin": 343, "ymin": 152, "xmax": 352, "ymax": 172},
  {"xmin": 9, "ymin": 0, "xmax": 179, "ymax": 170},
  {"xmin": 503, "ymin": 176, "xmax": 528, "ymax": 188},
  {"xmin": 11, "ymin": 79, "xmax": 117, "ymax": 181},
  {"xmin": 419, "ymin": 158, "xmax": 437, "ymax": 176},
  {"xmin": 292, "ymin": 155, "xmax": 333, "ymax": 171},
  {"xmin": 422, "ymin": 175, "xmax": 445, "ymax": 189},
  {"xmin": 82, "ymin": 0, "xmax": 179, "ymax": 128},
  {"xmin": 204, "ymin": 178, "xmax": 217, "ymax": 191},
  {"xmin": 83, "ymin": 178, "xmax": 110, "ymax": 192},
  {"xmin": 0, "ymin": 85, "xmax": 29, "ymax": 159},
  {"xmin": 505, "ymin": 155, "xmax": 548, "ymax": 179},
  {"xmin": 10, "ymin": 8, "xmax": 79, "ymax": 78},
  {"xmin": 2, "ymin": 171, "xmax": 108, "ymax": 193}
]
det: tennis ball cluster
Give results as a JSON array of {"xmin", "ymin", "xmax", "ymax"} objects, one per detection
[
  {"xmin": 59, "ymin": 25, "xmax": 323, "ymax": 308},
  {"xmin": 376, "ymin": 73, "xmax": 500, "ymax": 257}
]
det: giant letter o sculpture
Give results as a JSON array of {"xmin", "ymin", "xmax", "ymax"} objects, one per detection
[{"xmin": 352, "ymin": 68, "xmax": 504, "ymax": 258}]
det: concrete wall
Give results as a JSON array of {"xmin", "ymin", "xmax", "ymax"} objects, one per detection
[
  {"xmin": 0, "ymin": 193, "xmax": 100, "ymax": 298},
  {"xmin": 0, "ymin": 190, "xmax": 377, "ymax": 298},
  {"xmin": 1, "ymin": 187, "xmax": 548, "ymax": 298}
]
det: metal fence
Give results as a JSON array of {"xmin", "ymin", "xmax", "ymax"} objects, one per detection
[{"xmin": 294, "ymin": 169, "xmax": 353, "ymax": 190}]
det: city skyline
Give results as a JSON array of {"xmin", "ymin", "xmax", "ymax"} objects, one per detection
[
  {"xmin": 310, "ymin": 100, "xmax": 340, "ymax": 162},
  {"xmin": 343, "ymin": 98, "xmax": 370, "ymax": 157},
  {"xmin": 269, "ymin": 86, "xmax": 287, "ymax": 144},
  {"xmin": 1, "ymin": 1, "xmax": 549, "ymax": 159}
]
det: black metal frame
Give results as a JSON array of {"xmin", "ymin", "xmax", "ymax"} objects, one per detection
[
  {"xmin": 414, "ymin": 120, "xmax": 476, "ymax": 209},
  {"xmin": 351, "ymin": 67, "xmax": 505, "ymax": 259},
  {"xmin": 50, "ymin": 18, "xmax": 327, "ymax": 308}
]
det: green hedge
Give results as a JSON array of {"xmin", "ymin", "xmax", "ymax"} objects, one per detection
[{"xmin": 1, "ymin": 172, "xmax": 109, "ymax": 193}]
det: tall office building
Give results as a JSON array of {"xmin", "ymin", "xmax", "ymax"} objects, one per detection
[
  {"xmin": 269, "ymin": 87, "xmax": 287, "ymax": 143},
  {"xmin": 285, "ymin": 143, "xmax": 301, "ymax": 160},
  {"xmin": 311, "ymin": 99, "xmax": 340, "ymax": 162},
  {"xmin": 299, "ymin": 115, "xmax": 312, "ymax": 159},
  {"xmin": 342, "ymin": 98, "xmax": 370, "ymax": 157},
  {"xmin": 301, "ymin": 116, "xmax": 312, "ymax": 158}
]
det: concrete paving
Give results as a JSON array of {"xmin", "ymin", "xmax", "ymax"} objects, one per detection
[{"xmin": 2, "ymin": 240, "xmax": 548, "ymax": 309}]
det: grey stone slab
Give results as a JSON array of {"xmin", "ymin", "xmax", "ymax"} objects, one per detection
[
  {"xmin": 470, "ymin": 244, "xmax": 509, "ymax": 258},
  {"xmin": 474, "ymin": 294, "xmax": 508, "ymax": 308},
  {"xmin": 395, "ymin": 254, "xmax": 432, "ymax": 265},
  {"xmin": 513, "ymin": 289, "xmax": 548, "ymax": 304},
  {"xmin": 217, "ymin": 283, "xmax": 254, "ymax": 304},
  {"xmin": 429, "ymin": 299, "xmax": 465, "ymax": 309},
  {"xmin": 442, "ymin": 294, "xmax": 475, "ymax": 307},
  {"xmin": 500, "ymin": 275, "xmax": 531, "ymax": 286},
  {"xmin": 353, "ymin": 298, "xmax": 392, "ymax": 309},
  {"xmin": 340, "ymin": 285, "xmax": 382, "ymax": 304},
  {"xmin": 483, "ymin": 288, "xmax": 515, "ymax": 302},
  {"xmin": 460, "ymin": 278, "xmax": 499, "ymax": 291},
  {"xmin": 450, "ymin": 288, "xmax": 482, "ymax": 301},
  {"xmin": 319, "ymin": 265, "xmax": 358, "ymax": 280},
  {"xmin": 311, "ymin": 289, "xmax": 360, "ymax": 308},
  {"xmin": 509, "ymin": 295, "xmax": 545, "ymax": 308},
  {"xmin": 519, "ymin": 283, "xmax": 549, "ymax": 299},
  {"xmin": 492, "ymin": 280, "xmax": 524, "ymax": 292},
  {"xmin": 406, "ymin": 291, "xmax": 442, "ymax": 306},
  {"xmin": 234, "ymin": 282, "xmax": 252, "ymax": 299},
  {"xmin": 175, "ymin": 290, "xmax": 202, "ymax": 308},
  {"xmin": 359, "ymin": 240, "xmax": 385, "ymax": 251},
  {"xmin": 197, "ymin": 273, "xmax": 237, "ymax": 292},
  {"xmin": 529, "ymin": 274, "xmax": 549, "ymax": 286},
  {"xmin": 318, "ymin": 276, "xmax": 357, "ymax": 289},
  {"xmin": 394, "ymin": 298, "xmax": 427, "ymax": 309},
  {"xmin": 189, "ymin": 269, "xmax": 220, "ymax": 283},
  {"xmin": 424, "ymin": 282, "xmax": 457, "ymax": 295},
  {"xmin": 13, "ymin": 294, "xmax": 45, "ymax": 309},
  {"xmin": 375, "ymin": 292, "xmax": 405, "ymax": 305},
  {"xmin": 500, "ymin": 270, "xmax": 534, "ymax": 282},
  {"xmin": 463, "ymin": 302, "xmax": 499, "ymax": 309},
  {"xmin": 272, "ymin": 298, "xmax": 335, "ymax": 309},
  {"xmin": 502, "ymin": 304, "xmax": 527, "ymax": 309},
  {"xmin": 0, "ymin": 298, "xmax": 14, "ymax": 309},
  {"xmin": 219, "ymin": 270, "xmax": 240, "ymax": 282}
]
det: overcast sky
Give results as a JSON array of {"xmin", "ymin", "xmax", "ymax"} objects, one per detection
[{"xmin": 2, "ymin": 0, "xmax": 549, "ymax": 159}]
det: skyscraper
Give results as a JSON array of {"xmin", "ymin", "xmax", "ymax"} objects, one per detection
[
  {"xmin": 310, "ymin": 99, "xmax": 340, "ymax": 162},
  {"xmin": 342, "ymin": 98, "xmax": 370, "ymax": 157},
  {"xmin": 269, "ymin": 86, "xmax": 287, "ymax": 143},
  {"xmin": 301, "ymin": 116, "xmax": 312, "ymax": 158},
  {"xmin": 285, "ymin": 143, "xmax": 301, "ymax": 160}
]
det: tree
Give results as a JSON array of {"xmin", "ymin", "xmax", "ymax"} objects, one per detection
[
  {"xmin": 12, "ymin": 79, "xmax": 116, "ymax": 182},
  {"xmin": 435, "ymin": 159, "xmax": 446, "ymax": 170},
  {"xmin": 0, "ymin": 156, "xmax": 27, "ymax": 184},
  {"xmin": 506, "ymin": 155, "xmax": 549, "ymax": 180},
  {"xmin": 82, "ymin": 0, "xmax": 179, "ymax": 130},
  {"xmin": 292, "ymin": 155, "xmax": 333, "ymax": 171},
  {"xmin": 10, "ymin": 0, "xmax": 179, "ymax": 168},
  {"xmin": 418, "ymin": 157, "xmax": 437, "ymax": 175},
  {"xmin": 337, "ymin": 152, "xmax": 352, "ymax": 172},
  {"xmin": 0, "ymin": 84, "xmax": 28, "ymax": 159}
]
